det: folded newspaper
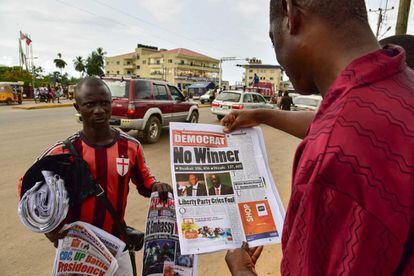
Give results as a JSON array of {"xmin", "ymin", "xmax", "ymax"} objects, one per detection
[
  {"xmin": 52, "ymin": 221, "xmax": 132, "ymax": 276},
  {"xmin": 169, "ymin": 122, "xmax": 285, "ymax": 255},
  {"xmin": 142, "ymin": 192, "xmax": 198, "ymax": 276}
]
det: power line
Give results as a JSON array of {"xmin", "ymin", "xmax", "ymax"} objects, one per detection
[{"xmin": 369, "ymin": 0, "xmax": 395, "ymax": 38}]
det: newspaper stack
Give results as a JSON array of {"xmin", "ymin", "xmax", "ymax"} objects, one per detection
[
  {"xmin": 143, "ymin": 192, "xmax": 198, "ymax": 276},
  {"xmin": 18, "ymin": 170, "xmax": 69, "ymax": 233},
  {"xmin": 169, "ymin": 123, "xmax": 286, "ymax": 255},
  {"xmin": 52, "ymin": 221, "xmax": 132, "ymax": 276}
]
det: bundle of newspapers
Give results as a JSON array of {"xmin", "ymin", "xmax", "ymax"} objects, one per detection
[
  {"xmin": 142, "ymin": 192, "xmax": 198, "ymax": 276},
  {"xmin": 18, "ymin": 170, "xmax": 69, "ymax": 233},
  {"xmin": 52, "ymin": 221, "xmax": 132, "ymax": 276},
  {"xmin": 169, "ymin": 123, "xmax": 286, "ymax": 255}
]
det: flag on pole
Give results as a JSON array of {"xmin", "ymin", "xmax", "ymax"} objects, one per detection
[
  {"xmin": 20, "ymin": 31, "xmax": 26, "ymax": 40},
  {"xmin": 26, "ymin": 34, "xmax": 32, "ymax": 46}
]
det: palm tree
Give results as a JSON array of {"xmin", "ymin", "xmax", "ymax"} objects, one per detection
[
  {"xmin": 85, "ymin": 48, "xmax": 107, "ymax": 76},
  {"xmin": 53, "ymin": 53, "xmax": 67, "ymax": 76},
  {"xmin": 73, "ymin": 56, "xmax": 85, "ymax": 77}
]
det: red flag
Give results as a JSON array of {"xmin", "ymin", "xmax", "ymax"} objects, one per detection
[
  {"xmin": 26, "ymin": 36, "xmax": 32, "ymax": 46},
  {"xmin": 20, "ymin": 31, "xmax": 26, "ymax": 40}
]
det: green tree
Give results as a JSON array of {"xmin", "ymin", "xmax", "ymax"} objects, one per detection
[
  {"xmin": 73, "ymin": 56, "xmax": 85, "ymax": 77},
  {"xmin": 53, "ymin": 53, "xmax": 67, "ymax": 75},
  {"xmin": 85, "ymin": 48, "xmax": 106, "ymax": 76},
  {"xmin": 0, "ymin": 66, "xmax": 33, "ymax": 84}
]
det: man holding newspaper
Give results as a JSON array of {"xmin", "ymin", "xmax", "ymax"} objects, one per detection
[{"xmin": 18, "ymin": 77, "xmax": 171, "ymax": 275}]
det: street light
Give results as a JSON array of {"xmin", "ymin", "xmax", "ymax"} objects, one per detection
[{"xmin": 219, "ymin": 57, "xmax": 249, "ymax": 88}]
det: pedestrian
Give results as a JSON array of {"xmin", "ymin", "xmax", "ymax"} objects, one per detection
[
  {"xmin": 253, "ymin": 73, "xmax": 259, "ymax": 86},
  {"xmin": 47, "ymin": 84, "xmax": 54, "ymax": 103},
  {"xmin": 223, "ymin": 0, "xmax": 414, "ymax": 275},
  {"xmin": 55, "ymin": 85, "xmax": 61, "ymax": 103},
  {"xmin": 18, "ymin": 77, "xmax": 172, "ymax": 274},
  {"xmin": 279, "ymin": 91, "xmax": 293, "ymax": 111}
]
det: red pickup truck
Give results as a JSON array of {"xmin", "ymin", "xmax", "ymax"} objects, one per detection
[{"xmin": 99, "ymin": 78, "xmax": 199, "ymax": 143}]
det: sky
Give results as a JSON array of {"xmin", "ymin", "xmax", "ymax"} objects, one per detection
[{"xmin": 0, "ymin": 0, "xmax": 413, "ymax": 84}]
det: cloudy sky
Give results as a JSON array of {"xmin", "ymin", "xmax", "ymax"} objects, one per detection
[{"xmin": 1, "ymin": 0, "xmax": 413, "ymax": 84}]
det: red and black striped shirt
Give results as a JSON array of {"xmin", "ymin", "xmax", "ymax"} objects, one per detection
[{"xmin": 21, "ymin": 129, "xmax": 155, "ymax": 238}]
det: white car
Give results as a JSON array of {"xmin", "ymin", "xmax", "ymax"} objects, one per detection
[
  {"xmin": 199, "ymin": 90, "xmax": 215, "ymax": 104},
  {"xmin": 211, "ymin": 90, "xmax": 274, "ymax": 120},
  {"xmin": 292, "ymin": 95, "xmax": 323, "ymax": 111}
]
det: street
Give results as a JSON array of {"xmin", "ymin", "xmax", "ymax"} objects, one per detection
[{"xmin": 0, "ymin": 105, "xmax": 300, "ymax": 276}]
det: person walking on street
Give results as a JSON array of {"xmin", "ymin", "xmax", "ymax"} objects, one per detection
[
  {"xmin": 224, "ymin": 0, "xmax": 414, "ymax": 275},
  {"xmin": 279, "ymin": 91, "xmax": 293, "ymax": 111}
]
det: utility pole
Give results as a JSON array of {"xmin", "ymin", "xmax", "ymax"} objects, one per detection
[
  {"xmin": 396, "ymin": 0, "xmax": 412, "ymax": 35},
  {"xmin": 369, "ymin": 1, "xmax": 394, "ymax": 39},
  {"xmin": 219, "ymin": 57, "xmax": 249, "ymax": 88}
]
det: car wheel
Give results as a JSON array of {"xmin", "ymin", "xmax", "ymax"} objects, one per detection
[
  {"xmin": 6, "ymin": 99, "xmax": 12, "ymax": 105},
  {"xmin": 143, "ymin": 116, "xmax": 161, "ymax": 144},
  {"xmin": 217, "ymin": 115, "xmax": 224, "ymax": 121},
  {"xmin": 187, "ymin": 111, "xmax": 199, "ymax": 123}
]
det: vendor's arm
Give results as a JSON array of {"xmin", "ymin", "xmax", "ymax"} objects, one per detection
[{"xmin": 222, "ymin": 109, "xmax": 315, "ymax": 139}]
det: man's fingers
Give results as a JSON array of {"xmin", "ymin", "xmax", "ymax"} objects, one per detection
[{"xmin": 250, "ymin": 246, "xmax": 263, "ymax": 265}]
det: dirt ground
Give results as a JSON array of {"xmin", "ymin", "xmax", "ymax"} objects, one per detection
[{"xmin": 0, "ymin": 106, "xmax": 300, "ymax": 275}]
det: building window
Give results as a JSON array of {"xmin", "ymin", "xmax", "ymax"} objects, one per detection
[
  {"xmin": 136, "ymin": 65, "xmax": 140, "ymax": 69},
  {"xmin": 127, "ymin": 71, "xmax": 131, "ymax": 74},
  {"xmin": 116, "ymin": 61, "xmax": 120, "ymax": 65},
  {"xmin": 249, "ymin": 77, "xmax": 253, "ymax": 80},
  {"xmin": 143, "ymin": 60, "xmax": 146, "ymax": 64},
  {"xmin": 106, "ymin": 71, "xmax": 110, "ymax": 74},
  {"xmin": 137, "ymin": 55, "xmax": 140, "ymax": 60},
  {"xmin": 127, "ymin": 61, "xmax": 131, "ymax": 65},
  {"xmin": 249, "ymin": 69, "xmax": 253, "ymax": 73},
  {"xmin": 270, "ymin": 77, "xmax": 274, "ymax": 80},
  {"xmin": 116, "ymin": 71, "xmax": 120, "ymax": 74},
  {"xmin": 180, "ymin": 60, "xmax": 185, "ymax": 65},
  {"xmin": 168, "ymin": 59, "xmax": 173, "ymax": 63}
]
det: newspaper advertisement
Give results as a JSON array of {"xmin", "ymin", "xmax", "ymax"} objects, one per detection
[
  {"xmin": 52, "ymin": 221, "xmax": 131, "ymax": 276},
  {"xmin": 169, "ymin": 122, "xmax": 285, "ymax": 255},
  {"xmin": 143, "ymin": 192, "xmax": 198, "ymax": 276}
]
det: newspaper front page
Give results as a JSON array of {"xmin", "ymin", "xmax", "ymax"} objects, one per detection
[
  {"xmin": 169, "ymin": 122, "xmax": 285, "ymax": 255},
  {"xmin": 52, "ymin": 221, "xmax": 130, "ymax": 275},
  {"xmin": 143, "ymin": 192, "xmax": 198, "ymax": 276}
]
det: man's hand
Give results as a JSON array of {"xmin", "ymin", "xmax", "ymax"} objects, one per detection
[
  {"xmin": 152, "ymin": 182, "xmax": 173, "ymax": 202},
  {"xmin": 45, "ymin": 228, "xmax": 67, "ymax": 248},
  {"xmin": 221, "ymin": 110, "xmax": 261, "ymax": 133},
  {"xmin": 225, "ymin": 242, "xmax": 263, "ymax": 276}
]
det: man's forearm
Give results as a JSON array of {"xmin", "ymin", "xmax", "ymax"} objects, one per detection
[{"xmin": 255, "ymin": 109, "xmax": 316, "ymax": 139}]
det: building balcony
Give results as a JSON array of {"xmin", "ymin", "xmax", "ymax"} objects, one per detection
[
  {"xmin": 175, "ymin": 63, "xmax": 219, "ymax": 72},
  {"xmin": 175, "ymin": 75, "xmax": 219, "ymax": 82}
]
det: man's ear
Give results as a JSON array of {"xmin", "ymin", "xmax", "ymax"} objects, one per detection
[{"xmin": 285, "ymin": 0, "xmax": 301, "ymax": 35}]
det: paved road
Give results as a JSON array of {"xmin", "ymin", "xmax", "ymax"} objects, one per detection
[{"xmin": 0, "ymin": 105, "xmax": 300, "ymax": 275}]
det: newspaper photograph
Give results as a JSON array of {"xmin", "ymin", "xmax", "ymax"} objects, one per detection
[
  {"xmin": 169, "ymin": 122, "xmax": 285, "ymax": 255},
  {"xmin": 51, "ymin": 221, "xmax": 131, "ymax": 276},
  {"xmin": 142, "ymin": 192, "xmax": 198, "ymax": 276}
]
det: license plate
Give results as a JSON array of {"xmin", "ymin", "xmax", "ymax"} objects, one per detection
[{"xmin": 221, "ymin": 105, "xmax": 230, "ymax": 109}]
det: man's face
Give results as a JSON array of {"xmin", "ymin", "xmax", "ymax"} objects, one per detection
[
  {"xmin": 189, "ymin": 175, "xmax": 197, "ymax": 185},
  {"xmin": 269, "ymin": 14, "xmax": 319, "ymax": 95},
  {"xmin": 211, "ymin": 175, "xmax": 219, "ymax": 188},
  {"xmin": 75, "ymin": 85, "xmax": 112, "ymax": 129}
]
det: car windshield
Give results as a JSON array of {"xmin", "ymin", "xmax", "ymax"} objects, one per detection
[
  {"xmin": 104, "ymin": 80, "xmax": 129, "ymax": 98},
  {"xmin": 216, "ymin": 92, "xmax": 241, "ymax": 102},
  {"xmin": 294, "ymin": 97, "xmax": 319, "ymax": 107}
]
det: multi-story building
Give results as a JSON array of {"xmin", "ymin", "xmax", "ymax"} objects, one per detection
[
  {"xmin": 105, "ymin": 44, "xmax": 220, "ymax": 90},
  {"xmin": 239, "ymin": 58, "xmax": 283, "ymax": 91}
]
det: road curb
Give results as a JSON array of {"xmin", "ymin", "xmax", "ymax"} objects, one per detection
[{"xmin": 12, "ymin": 103, "xmax": 73, "ymax": 110}]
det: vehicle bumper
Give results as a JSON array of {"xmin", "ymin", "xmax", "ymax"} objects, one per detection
[
  {"xmin": 110, "ymin": 117, "xmax": 145, "ymax": 130},
  {"xmin": 211, "ymin": 107, "xmax": 232, "ymax": 116}
]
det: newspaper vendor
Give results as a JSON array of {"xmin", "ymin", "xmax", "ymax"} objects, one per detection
[{"xmin": 18, "ymin": 77, "xmax": 172, "ymax": 272}]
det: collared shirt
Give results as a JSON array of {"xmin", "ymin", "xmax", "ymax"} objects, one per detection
[
  {"xmin": 281, "ymin": 46, "xmax": 414, "ymax": 275},
  {"xmin": 191, "ymin": 183, "xmax": 199, "ymax": 197}
]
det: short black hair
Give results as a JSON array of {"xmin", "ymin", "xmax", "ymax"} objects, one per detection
[
  {"xmin": 380, "ymin": 35, "xmax": 414, "ymax": 69},
  {"xmin": 270, "ymin": 0, "xmax": 369, "ymax": 28},
  {"xmin": 75, "ymin": 77, "xmax": 110, "ymax": 103}
]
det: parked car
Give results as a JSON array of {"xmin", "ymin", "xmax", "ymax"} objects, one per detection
[
  {"xmin": 291, "ymin": 95, "xmax": 323, "ymax": 111},
  {"xmin": 77, "ymin": 78, "xmax": 199, "ymax": 143},
  {"xmin": 211, "ymin": 90, "xmax": 274, "ymax": 120},
  {"xmin": 199, "ymin": 90, "xmax": 215, "ymax": 104}
]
